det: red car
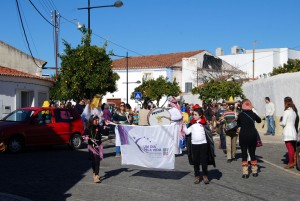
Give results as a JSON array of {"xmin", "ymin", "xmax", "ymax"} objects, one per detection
[{"xmin": 0, "ymin": 107, "xmax": 84, "ymax": 153}]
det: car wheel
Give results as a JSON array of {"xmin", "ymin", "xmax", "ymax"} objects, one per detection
[
  {"xmin": 296, "ymin": 145, "xmax": 300, "ymax": 171},
  {"xmin": 70, "ymin": 134, "xmax": 82, "ymax": 150},
  {"xmin": 8, "ymin": 136, "xmax": 24, "ymax": 153}
]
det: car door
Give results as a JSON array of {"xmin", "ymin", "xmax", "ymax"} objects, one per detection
[
  {"xmin": 51, "ymin": 109, "xmax": 75, "ymax": 144},
  {"xmin": 25, "ymin": 109, "xmax": 57, "ymax": 146}
]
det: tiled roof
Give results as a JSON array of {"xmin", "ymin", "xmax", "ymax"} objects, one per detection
[
  {"xmin": 0, "ymin": 66, "xmax": 54, "ymax": 82},
  {"xmin": 112, "ymin": 50, "xmax": 205, "ymax": 69}
]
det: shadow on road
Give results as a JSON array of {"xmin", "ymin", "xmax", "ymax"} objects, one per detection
[
  {"xmin": 131, "ymin": 170, "xmax": 190, "ymax": 180},
  {"xmin": 208, "ymin": 169, "xmax": 223, "ymax": 181},
  {"xmin": 0, "ymin": 147, "xmax": 90, "ymax": 201}
]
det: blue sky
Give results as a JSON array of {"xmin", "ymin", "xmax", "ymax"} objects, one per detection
[{"xmin": 1, "ymin": 0, "xmax": 300, "ymax": 75}]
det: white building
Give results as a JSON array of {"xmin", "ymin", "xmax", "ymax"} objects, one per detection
[
  {"xmin": 103, "ymin": 50, "xmax": 243, "ymax": 108},
  {"xmin": 217, "ymin": 46, "xmax": 300, "ymax": 78},
  {"xmin": 0, "ymin": 41, "xmax": 53, "ymax": 118}
]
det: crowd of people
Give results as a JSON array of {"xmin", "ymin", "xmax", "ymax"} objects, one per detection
[{"xmin": 47, "ymin": 95, "xmax": 299, "ymax": 184}]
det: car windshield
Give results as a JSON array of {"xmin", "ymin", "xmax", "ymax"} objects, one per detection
[{"xmin": 2, "ymin": 109, "xmax": 35, "ymax": 122}]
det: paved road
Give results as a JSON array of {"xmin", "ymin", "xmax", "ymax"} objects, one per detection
[{"xmin": 0, "ymin": 134, "xmax": 299, "ymax": 201}]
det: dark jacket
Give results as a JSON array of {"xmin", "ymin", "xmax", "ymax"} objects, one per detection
[
  {"xmin": 85, "ymin": 125, "xmax": 103, "ymax": 146},
  {"xmin": 237, "ymin": 110, "xmax": 261, "ymax": 147},
  {"xmin": 186, "ymin": 122, "xmax": 216, "ymax": 167}
]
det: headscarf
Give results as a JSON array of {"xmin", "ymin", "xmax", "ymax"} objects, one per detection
[{"xmin": 169, "ymin": 96, "xmax": 181, "ymax": 111}]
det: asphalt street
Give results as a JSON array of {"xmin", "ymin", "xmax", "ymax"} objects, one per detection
[{"xmin": 0, "ymin": 134, "xmax": 299, "ymax": 201}]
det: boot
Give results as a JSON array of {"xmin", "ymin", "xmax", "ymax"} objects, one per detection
[
  {"xmin": 194, "ymin": 176, "xmax": 201, "ymax": 184},
  {"xmin": 203, "ymin": 176, "xmax": 209, "ymax": 184},
  {"xmin": 242, "ymin": 161, "xmax": 249, "ymax": 179},
  {"xmin": 93, "ymin": 174, "xmax": 101, "ymax": 183},
  {"xmin": 251, "ymin": 160, "xmax": 258, "ymax": 177}
]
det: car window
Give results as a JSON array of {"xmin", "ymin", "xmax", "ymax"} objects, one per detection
[
  {"xmin": 55, "ymin": 109, "xmax": 74, "ymax": 122},
  {"xmin": 36, "ymin": 110, "xmax": 52, "ymax": 124},
  {"xmin": 3, "ymin": 110, "xmax": 35, "ymax": 122}
]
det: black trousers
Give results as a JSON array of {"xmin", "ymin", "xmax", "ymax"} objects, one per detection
[
  {"xmin": 192, "ymin": 143, "xmax": 208, "ymax": 176},
  {"xmin": 240, "ymin": 145, "xmax": 256, "ymax": 161},
  {"xmin": 91, "ymin": 152, "xmax": 101, "ymax": 175}
]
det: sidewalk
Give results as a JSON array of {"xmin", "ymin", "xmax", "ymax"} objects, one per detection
[{"xmin": 259, "ymin": 131, "xmax": 283, "ymax": 144}]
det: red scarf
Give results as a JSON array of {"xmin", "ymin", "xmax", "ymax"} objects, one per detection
[{"xmin": 189, "ymin": 117, "xmax": 207, "ymax": 125}]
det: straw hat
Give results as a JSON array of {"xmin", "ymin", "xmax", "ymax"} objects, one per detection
[{"xmin": 225, "ymin": 96, "xmax": 236, "ymax": 104}]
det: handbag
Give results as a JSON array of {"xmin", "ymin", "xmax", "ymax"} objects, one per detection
[
  {"xmin": 256, "ymin": 133, "xmax": 263, "ymax": 147},
  {"xmin": 243, "ymin": 112, "xmax": 263, "ymax": 147},
  {"xmin": 224, "ymin": 119, "xmax": 238, "ymax": 132}
]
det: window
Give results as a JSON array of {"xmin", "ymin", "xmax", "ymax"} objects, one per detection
[
  {"xmin": 143, "ymin": 72, "xmax": 153, "ymax": 81},
  {"xmin": 21, "ymin": 91, "xmax": 34, "ymax": 108},
  {"xmin": 36, "ymin": 110, "xmax": 52, "ymax": 124},
  {"xmin": 55, "ymin": 109, "xmax": 74, "ymax": 122},
  {"xmin": 185, "ymin": 82, "xmax": 193, "ymax": 93}
]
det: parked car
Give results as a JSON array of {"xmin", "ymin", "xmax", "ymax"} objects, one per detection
[{"xmin": 0, "ymin": 107, "xmax": 84, "ymax": 153}]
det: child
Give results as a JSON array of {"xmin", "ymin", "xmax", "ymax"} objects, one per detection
[
  {"xmin": 86, "ymin": 115, "xmax": 107, "ymax": 183},
  {"xmin": 183, "ymin": 108, "xmax": 211, "ymax": 184}
]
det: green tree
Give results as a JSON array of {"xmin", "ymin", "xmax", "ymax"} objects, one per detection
[
  {"xmin": 50, "ymin": 28, "xmax": 119, "ymax": 101},
  {"xmin": 191, "ymin": 80, "xmax": 244, "ymax": 103},
  {"xmin": 271, "ymin": 59, "xmax": 300, "ymax": 76},
  {"xmin": 131, "ymin": 76, "xmax": 181, "ymax": 106}
]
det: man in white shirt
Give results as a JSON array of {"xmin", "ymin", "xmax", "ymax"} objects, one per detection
[{"xmin": 264, "ymin": 97, "xmax": 275, "ymax": 135}]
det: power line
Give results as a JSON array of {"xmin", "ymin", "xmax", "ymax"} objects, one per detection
[
  {"xmin": 37, "ymin": 0, "xmax": 51, "ymax": 15},
  {"xmin": 15, "ymin": 0, "xmax": 40, "ymax": 68},
  {"xmin": 28, "ymin": 0, "xmax": 54, "ymax": 27},
  {"xmin": 19, "ymin": 1, "xmax": 40, "ymax": 59},
  {"xmin": 60, "ymin": 16, "xmax": 300, "ymax": 75}
]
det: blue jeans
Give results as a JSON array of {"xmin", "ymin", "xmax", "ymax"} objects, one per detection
[
  {"xmin": 116, "ymin": 146, "xmax": 121, "ymax": 155},
  {"xmin": 266, "ymin": 116, "xmax": 275, "ymax": 135}
]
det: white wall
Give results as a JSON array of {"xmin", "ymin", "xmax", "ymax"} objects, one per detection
[
  {"xmin": 0, "ymin": 76, "xmax": 52, "ymax": 118},
  {"xmin": 0, "ymin": 41, "xmax": 46, "ymax": 76},
  {"xmin": 219, "ymin": 48, "xmax": 300, "ymax": 78},
  {"xmin": 242, "ymin": 72, "xmax": 300, "ymax": 117},
  {"xmin": 103, "ymin": 69, "xmax": 167, "ymax": 108}
]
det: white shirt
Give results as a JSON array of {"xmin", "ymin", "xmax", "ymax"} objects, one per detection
[
  {"xmin": 168, "ymin": 107, "xmax": 183, "ymax": 124},
  {"xmin": 183, "ymin": 121, "xmax": 207, "ymax": 144},
  {"xmin": 265, "ymin": 102, "xmax": 275, "ymax": 116}
]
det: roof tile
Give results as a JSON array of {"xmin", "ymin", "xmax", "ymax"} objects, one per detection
[
  {"xmin": 112, "ymin": 50, "xmax": 204, "ymax": 69},
  {"xmin": 0, "ymin": 66, "xmax": 54, "ymax": 82}
]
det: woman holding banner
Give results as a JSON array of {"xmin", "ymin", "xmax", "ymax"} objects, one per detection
[{"xmin": 162, "ymin": 97, "xmax": 183, "ymax": 154}]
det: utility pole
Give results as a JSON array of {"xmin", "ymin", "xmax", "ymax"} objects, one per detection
[
  {"xmin": 252, "ymin": 40, "xmax": 256, "ymax": 79},
  {"xmin": 52, "ymin": 10, "xmax": 60, "ymax": 79}
]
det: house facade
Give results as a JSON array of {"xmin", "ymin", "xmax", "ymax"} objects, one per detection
[
  {"xmin": 0, "ymin": 67, "xmax": 53, "ymax": 118},
  {"xmin": 103, "ymin": 50, "xmax": 242, "ymax": 108},
  {"xmin": 0, "ymin": 41, "xmax": 53, "ymax": 118},
  {"xmin": 217, "ymin": 46, "xmax": 300, "ymax": 78}
]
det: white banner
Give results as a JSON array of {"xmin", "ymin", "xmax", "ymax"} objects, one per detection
[{"xmin": 115, "ymin": 124, "xmax": 178, "ymax": 169}]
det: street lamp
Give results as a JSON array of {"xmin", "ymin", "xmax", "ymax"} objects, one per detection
[{"xmin": 78, "ymin": 0, "xmax": 123, "ymax": 35}]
